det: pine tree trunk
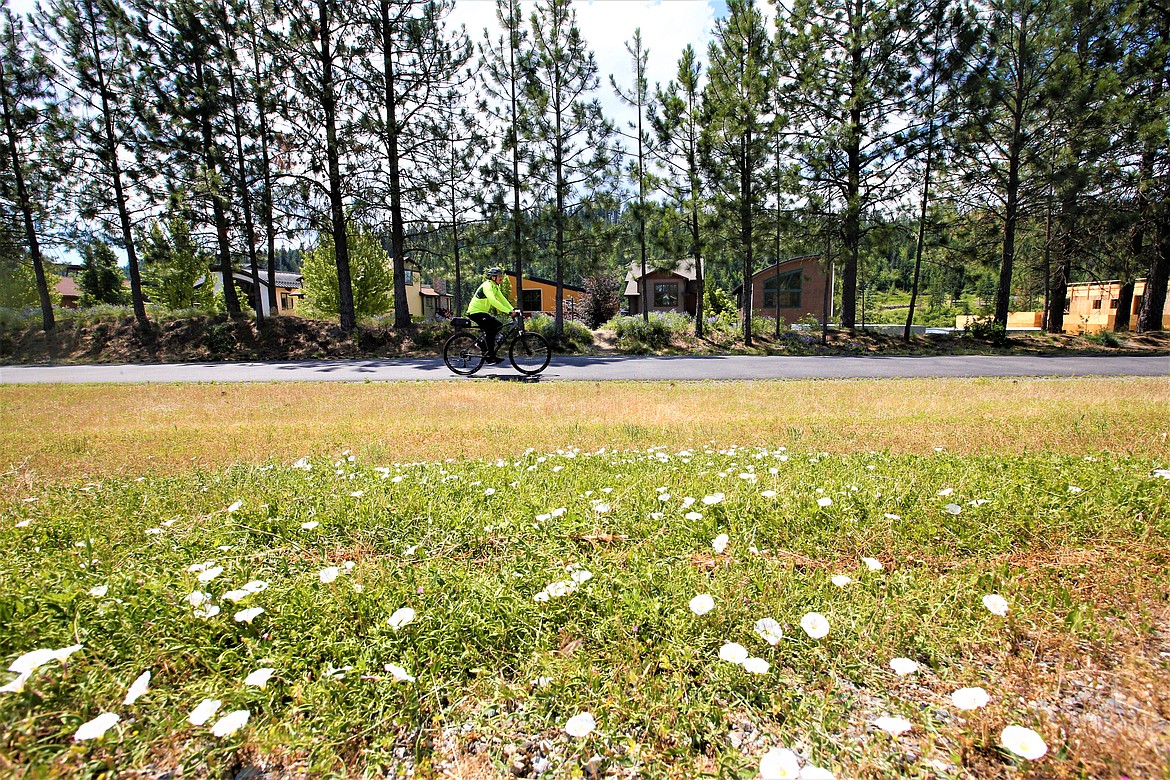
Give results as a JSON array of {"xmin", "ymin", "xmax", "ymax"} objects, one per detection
[
  {"xmin": 320, "ymin": 0, "xmax": 355, "ymax": 332},
  {"xmin": 84, "ymin": 0, "xmax": 147, "ymax": 326},
  {"xmin": 248, "ymin": 6, "xmax": 278, "ymax": 315},
  {"xmin": 741, "ymin": 132, "xmax": 753, "ymax": 347},
  {"xmin": 380, "ymin": 0, "xmax": 410, "ymax": 330},
  {"xmin": 0, "ymin": 60, "xmax": 54, "ymax": 332},
  {"xmin": 228, "ymin": 59, "xmax": 264, "ymax": 325}
]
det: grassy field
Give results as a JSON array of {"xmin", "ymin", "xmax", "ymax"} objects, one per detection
[{"xmin": 0, "ymin": 378, "xmax": 1167, "ymax": 779}]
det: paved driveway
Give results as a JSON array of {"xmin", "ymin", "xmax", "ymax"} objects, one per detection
[{"xmin": 1, "ymin": 354, "xmax": 1167, "ymax": 383}]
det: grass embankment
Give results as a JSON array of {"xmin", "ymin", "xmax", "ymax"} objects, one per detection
[{"xmin": 0, "ymin": 379, "xmax": 1167, "ymax": 779}]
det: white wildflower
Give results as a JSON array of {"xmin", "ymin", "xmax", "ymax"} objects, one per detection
[
  {"xmin": 689, "ymin": 594, "xmax": 715, "ymax": 616},
  {"xmin": 753, "ymin": 618, "xmax": 783, "ymax": 646},
  {"xmin": 188, "ymin": 698, "xmax": 221, "ymax": 726},
  {"xmin": 388, "ymin": 607, "xmax": 416, "ymax": 630},
  {"xmin": 210, "ymin": 709, "xmax": 249, "ymax": 737},
  {"xmin": 564, "ymin": 712, "xmax": 596, "ymax": 738},
  {"xmin": 123, "ymin": 671, "xmax": 150, "ymax": 705},
  {"xmin": 719, "ymin": 642, "xmax": 749, "ymax": 665},
  {"xmin": 1000, "ymin": 725, "xmax": 1047, "ymax": 760},
  {"xmin": 951, "ymin": 687, "xmax": 990, "ymax": 710},
  {"xmin": 74, "ymin": 712, "xmax": 120, "ymax": 741},
  {"xmin": 800, "ymin": 612, "xmax": 830, "ymax": 639}
]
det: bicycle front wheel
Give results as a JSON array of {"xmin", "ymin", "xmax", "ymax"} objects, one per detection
[
  {"xmin": 443, "ymin": 332, "xmax": 485, "ymax": 376},
  {"xmin": 509, "ymin": 331, "xmax": 551, "ymax": 375}
]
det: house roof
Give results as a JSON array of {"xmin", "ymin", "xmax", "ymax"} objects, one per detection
[
  {"xmin": 56, "ymin": 275, "xmax": 81, "ymax": 299},
  {"xmin": 623, "ymin": 258, "xmax": 699, "ymax": 296},
  {"xmin": 503, "ymin": 272, "xmax": 586, "ymax": 293},
  {"xmin": 420, "ymin": 286, "xmax": 450, "ymax": 298},
  {"xmin": 228, "ymin": 269, "xmax": 303, "ymax": 289}
]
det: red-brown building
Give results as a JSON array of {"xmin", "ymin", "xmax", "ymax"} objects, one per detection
[{"xmin": 734, "ymin": 255, "xmax": 832, "ymax": 324}]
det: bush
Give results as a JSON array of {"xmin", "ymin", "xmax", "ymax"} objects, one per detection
[
  {"xmin": 527, "ymin": 314, "xmax": 593, "ymax": 353},
  {"xmin": 1086, "ymin": 330, "xmax": 1121, "ymax": 348},
  {"xmin": 581, "ymin": 274, "xmax": 621, "ymax": 328},
  {"xmin": 964, "ymin": 317, "xmax": 1007, "ymax": 346},
  {"xmin": 409, "ymin": 319, "xmax": 454, "ymax": 349},
  {"xmin": 604, "ymin": 312, "xmax": 692, "ymax": 352}
]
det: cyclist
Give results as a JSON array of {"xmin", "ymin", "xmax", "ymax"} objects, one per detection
[{"xmin": 467, "ymin": 267, "xmax": 519, "ymax": 364}]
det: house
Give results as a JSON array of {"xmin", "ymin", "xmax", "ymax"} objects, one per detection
[
  {"xmin": 733, "ymin": 255, "xmax": 832, "ymax": 324},
  {"xmin": 216, "ymin": 269, "xmax": 303, "ymax": 316},
  {"xmin": 402, "ymin": 259, "xmax": 452, "ymax": 319},
  {"xmin": 418, "ymin": 278, "xmax": 453, "ymax": 321},
  {"xmin": 54, "ymin": 264, "xmax": 85, "ymax": 308},
  {"xmin": 215, "ymin": 258, "xmax": 453, "ymax": 320},
  {"xmin": 957, "ymin": 278, "xmax": 1170, "ymax": 333},
  {"xmin": 502, "ymin": 272, "xmax": 586, "ymax": 317},
  {"xmin": 623, "ymin": 258, "xmax": 700, "ymax": 316}
]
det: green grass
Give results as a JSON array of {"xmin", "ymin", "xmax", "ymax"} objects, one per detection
[{"xmin": 2, "ymin": 446, "xmax": 1167, "ymax": 778}]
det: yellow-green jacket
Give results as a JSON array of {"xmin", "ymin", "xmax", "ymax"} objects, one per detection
[{"xmin": 467, "ymin": 278, "xmax": 513, "ymax": 316}]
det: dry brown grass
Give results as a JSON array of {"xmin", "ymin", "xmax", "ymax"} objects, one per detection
[{"xmin": 1, "ymin": 377, "xmax": 1167, "ymax": 488}]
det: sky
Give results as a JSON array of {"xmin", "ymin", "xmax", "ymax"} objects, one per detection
[
  {"xmin": 450, "ymin": 0, "xmax": 725, "ymax": 132},
  {"xmin": 8, "ymin": 0, "xmax": 740, "ymax": 132},
  {"xmin": 7, "ymin": 0, "xmax": 756, "ymax": 260}
]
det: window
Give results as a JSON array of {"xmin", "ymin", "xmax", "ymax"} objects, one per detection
[
  {"xmin": 654, "ymin": 283, "xmax": 678, "ymax": 308},
  {"xmin": 280, "ymin": 293, "xmax": 295, "ymax": 311},
  {"xmin": 763, "ymin": 270, "xmax": 803, "ymax": 309},
  {"xmin": 522, "ymin": 289, "xmax": 542, "ymax": 312},
  {"xmin": 404, "ymin": 269, "xmax": 414, "ymax": 286},
  {"xmin": 1133, "ymin": 295, "xmax": 1142, "ymax": 314},
  {"xmin": 1110, "ymin": 299, "xmax": 1118, "ymax": 310},
  {"xmin": 1092, "ymin": 299, "xmax": 1102, "ymax": 310}
]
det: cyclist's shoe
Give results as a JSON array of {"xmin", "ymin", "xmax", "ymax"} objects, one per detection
[{"xmin": 486, "ymin": 355, "xmax": 504, "ymax": 364}]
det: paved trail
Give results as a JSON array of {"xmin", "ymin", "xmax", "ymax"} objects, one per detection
[{"xmin": 2, "ymin": 354, "xmax": 1167, "ymax": 384}]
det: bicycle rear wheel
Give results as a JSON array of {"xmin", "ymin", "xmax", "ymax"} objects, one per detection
[
  {"xmin": 509, "ymin": 331, "xmax": 551, "ymax": 375},
  {"xmin": 443, "ymin": 332, "xmax": 485, "ymax": 376}
]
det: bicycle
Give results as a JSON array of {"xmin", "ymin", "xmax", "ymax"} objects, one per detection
[{"xmin": 443, "ymin": 311, "xmax": 552, "ymax": 376}]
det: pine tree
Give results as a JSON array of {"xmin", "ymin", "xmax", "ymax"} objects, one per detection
[
  {"xmin": 525, "ymin": 0, "xmax": 615, "ymax": 338},
  {"xmin": 272, "ymin": 0, "xmax": 360, "ymax": 331},
  {"xmin": 478, "ymin": 0, "xmax": 534, "ymax": 314},
  {"xmin": 41, "ymin": 0, "xmax": 150, "ymax": 325},
  {"xmin": 1041, "ymin": 0, "xmax": 1123, "ymax": 333},
  {"xmin": 776, "ymin": 0, "xmax": 921, "ymax": 331},
  {"xmin": 423, "ymin": 87, "xmax": 488, "ymax": 315},
  {"xmin": 950, "ymin": 0, "xmax": 1067, "ymax": 328},
  {"xmin": 0, "ymin": 4, "xmax": 62, "ymax": 331},
  {"xmin": 702, "ymin": 0, "xmax": 772, "ymax": 346},
  {"xmin": 78, "ymin": 237, "xmax": 129, "ymax": 305},
  {"xmin": 903, "ymin": 0, "xmax": 972, "ymax": 340},
  {"xmin": 137, "ymin": 0, "xmax": 243, "ymax": 316},
  {"xmin": 139, "ymin": 204, "xmax": 215, "ymax": 310},
  {"xmin": 355, "ymin": 0, "xmax": 471, "ymax": 329},
  {"xmin": 1119, "ymin": 0, "xmax": 1170, "ymax": 333},
  {"xmin": 611, "ymin": 29, "xmax": 654, "ymax": 324},
  {"xmin": 652, "ymin": 44, "xmax": 707, "ymax": 337}
]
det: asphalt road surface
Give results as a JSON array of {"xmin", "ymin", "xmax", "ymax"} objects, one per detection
[{"xmin": 2, "ymin": 354, "xmax": 1167, "ymax": 384}]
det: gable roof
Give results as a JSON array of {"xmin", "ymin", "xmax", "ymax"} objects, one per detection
[{"xmin": 503, "ymin": 272, "xmax": 585, "ymax": 294}]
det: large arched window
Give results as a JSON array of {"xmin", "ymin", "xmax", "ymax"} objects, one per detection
[{"xmin": 763, "ymin": 270, "xmax": 802, "ymax": 308}]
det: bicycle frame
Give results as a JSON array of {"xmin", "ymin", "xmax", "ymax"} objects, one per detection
[{"xmin": 444, "ymin": 312, "xmax": 550, "ymax": 377}]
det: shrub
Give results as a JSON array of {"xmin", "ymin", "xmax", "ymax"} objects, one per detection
[
  {"xmin": 581, "ymin": 273, "xmax": 621, "ymax": 328},
  {"xmin": 527, "ymin": 314, "xmax": 593, "ymax": 353},
  {"xmin": 604, "ymin": 312, "xmax": 692, "ymax": 351},
  {"xmin": 410, "ymin": 319, "xmax": 454, "ymax": 349},
  {"xmin": 964, "ymin": 317, "xmax": 1007, "ymax": 346},
  {"xmin": 1086, "ymin": 330, "xmax": 1121, "ymax": 348}
]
